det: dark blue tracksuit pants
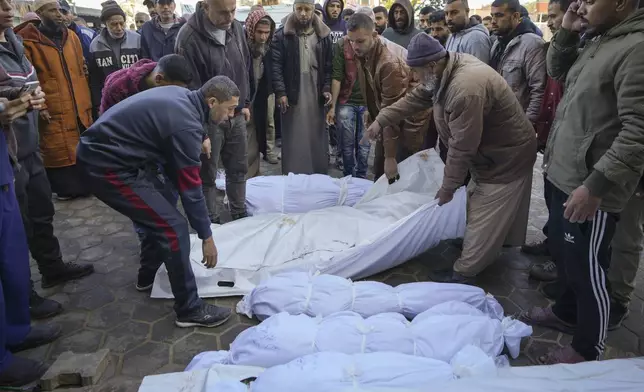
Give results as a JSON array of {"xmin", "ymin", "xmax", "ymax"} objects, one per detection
[
  {"xmin": 0, "ymin": 181, "xmax": 32, "ymax": 373},
  {"xmin": 79, "ymin": 165, "xmax": 202, "ymax": 317},
  {"xmin": 132, "ymin": 167, "xmax": 178, "ymax": 277}
]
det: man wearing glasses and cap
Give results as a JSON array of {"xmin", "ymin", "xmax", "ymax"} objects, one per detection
[{"xmin": 141, "ymin": 0, "xmax": 186, "ymax": 61}]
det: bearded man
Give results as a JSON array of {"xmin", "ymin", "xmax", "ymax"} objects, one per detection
[
  {"xmin": 246, "ymin": 8, "xmax": 278, "ymax": 174},
  {"xmin": 367, "ymin": 34, "xmax": 536, "ymax": 284},
  {"xmin": 271, "ymin": 0, "xmax": 333, "ymax": 175},
  {"xmin": 382, "ymin": 0, "xmax": 421, "ymax": 48}
]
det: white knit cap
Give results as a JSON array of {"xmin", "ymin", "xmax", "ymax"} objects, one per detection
[{"xmin": 34, "ymin": 0, "xmax": 59, "ymax": 12}]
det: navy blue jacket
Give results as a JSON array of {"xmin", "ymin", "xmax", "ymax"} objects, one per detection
[
  {"xmin": 69, "ymin": 22, "xmax": 97, "ymax": 62},
  {"xmin": 77, "ymin": 86, "xmax": 212, "ymax": 240},
  {"xmin": 0, "ymin": 131, "xmax": 13, "ymax": 186},
  {"xmin": 140, "ymin": 16, "xmax": 185, "ymax": 61}
]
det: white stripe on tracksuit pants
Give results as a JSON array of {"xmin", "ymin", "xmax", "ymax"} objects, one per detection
[{"xmin": 547, "ymin": 181, "xmax": 618, "ymax": 360}]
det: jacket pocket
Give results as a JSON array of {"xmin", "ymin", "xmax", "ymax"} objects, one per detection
[{"xmin": 501, "ymin": 61, "xmax": 524, "ymax": 95}]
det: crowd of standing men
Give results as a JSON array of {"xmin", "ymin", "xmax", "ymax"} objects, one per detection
[{"xmin": 0, "ymin": 0, "xmax": 643, "ymax": 387}]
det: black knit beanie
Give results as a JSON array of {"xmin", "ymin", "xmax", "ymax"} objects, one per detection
[{"xmin": 101, "ymin": 0, "xmax": 126, "ymax": 22}]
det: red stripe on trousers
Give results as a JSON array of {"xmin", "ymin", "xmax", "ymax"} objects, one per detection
[{"xmin": 105, "ymin": 172, "xmax": 179, "ymax": 252}]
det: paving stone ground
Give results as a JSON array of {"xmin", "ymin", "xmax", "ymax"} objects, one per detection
[{"xmin": 19, "ymin": 152, "xmax": 644, "ymax": 391}]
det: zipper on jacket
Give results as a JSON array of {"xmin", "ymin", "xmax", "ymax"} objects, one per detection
[{"xmin": 58, "ymin": 45, "xmax": 84, "ymax": 164}]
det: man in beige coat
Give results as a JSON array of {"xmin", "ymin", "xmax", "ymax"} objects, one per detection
[{"xmin": 366, "ymin": 34, "xmax": 537, "ymax": 283}]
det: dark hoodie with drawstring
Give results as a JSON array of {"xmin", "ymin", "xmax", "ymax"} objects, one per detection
[
  {"xmin": 323, "ymin": 0, "xmax": 347, "ymax": 44},
  {"xmin": 382, "ymin": 0, "xmax": 421, "ymax": 49},
  {"xmin": 174, "ymin": 2, "xmax": 251, "ymax": 110}
]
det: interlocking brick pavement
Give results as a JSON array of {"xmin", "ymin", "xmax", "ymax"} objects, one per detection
[{"xmin": 18, "ymin": 153, "xmax": 644, "ymax": 391}]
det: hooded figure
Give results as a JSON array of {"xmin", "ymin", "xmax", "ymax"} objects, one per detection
[
  {"xmin": 323, "ymin": 0, "xmax": 347, "ymax": 43},
  {"xmin": 381, "ymin": 0, "xmax": 421, "ymax": 48},
  {"xmin": 245, "ymin": 9, "xmax": 277, "ymax": 173}
]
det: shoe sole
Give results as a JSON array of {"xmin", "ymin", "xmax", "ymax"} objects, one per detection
[
  {"xmin": 175, "ymin": 313, "xmax": 232, "ymax": 328},
  {"xmin": 41, "ymin": 267, "xmax": 95, "ymax": 289},
  {"xmin": 135, "ymin": 283, "xmax": 153, "ymax": 292}
]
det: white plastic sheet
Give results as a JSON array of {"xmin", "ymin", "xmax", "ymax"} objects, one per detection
[
  {"xmin": 236, "ymin": 272, "xmax": 504, "ymax": 321},
  {"xmin": 141, "ymin": 357, "xmax": 644, "ymax": 392},
  {"xmin": 193, "ymin": 302, "xmax": 531, "ymax": 369},
  {"xmin": 151, "ymin": 149, "xmax": 467, "ymax": 298},
  {"xmin": 248, "ymin": 349, "xmax": 496, "ymax": 392}
]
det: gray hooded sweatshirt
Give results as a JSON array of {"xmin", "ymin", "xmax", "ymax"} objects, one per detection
[
  {"xmin": 381, "ymin": 0, "xmax": 421, "ymax": 49},
  {"xmin": 445, "ymin": 23, "xmax": 491, "ymax": 64}
]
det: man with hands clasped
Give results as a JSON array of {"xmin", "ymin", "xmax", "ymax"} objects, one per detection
[
  {"xmin": 519, "ymin": 0, "xmax": 644, "ymax": 365},
  {"xmin": 76, "ymin": 76, "xmax": 241, "ymax": 329}
]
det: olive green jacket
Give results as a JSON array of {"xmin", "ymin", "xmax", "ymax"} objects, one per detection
[{"xmin": 544, "ymin": 9, "xmax": 644, "ymax": 213}]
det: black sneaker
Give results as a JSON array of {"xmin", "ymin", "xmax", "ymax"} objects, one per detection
[
  {"xmin": 41, "ymin": 262, "xmax": 95, "ymax": 289},
  {"xmin": 0, "ymin": 357, "xmax": 47, "ymax": 387},
  {"xmin": 529, "ymin": 261, "xmax": 558, "ymax": 282},
  {"xmin": 8, "ymin": 324, "xmax": 62, "ymax": 353},
  {"xmin": 540, "ymin": 281, "xmax": 564, "ymax": 300},
  {"xmin": 29, "ymin": 290, "xmax": 63, "ymax": 320},
  {"xmin": 521, "ymin": 240, "xmax": 550, "ymax": 257},
  {"xmin": 427, "ymin": 269, "xmax": 474, "ymax": 284},
  {"xmin": 231, "ymin": 211, "xmax": 248, "ymax": 221},
  {"xmin": 608, "ymin": 302, "xmax": 630, "ymax": 331},
  {"xmin": 175, "ymin": 304, "xmax": 232, "ymax": 328},
  {"xmin": 135, "ymin": 275, "xmax": 154, "ymax": 292}
]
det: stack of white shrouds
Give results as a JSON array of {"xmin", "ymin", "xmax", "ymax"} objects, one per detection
[
  {"xmin": 140, "ymin": 272, "xmax": 644, "ymax": 392},
  {"xmin": 151, "ymin": 149, "xmax": 467, "ymax": 298}
]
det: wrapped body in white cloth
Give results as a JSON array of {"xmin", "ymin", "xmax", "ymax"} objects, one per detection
[
  {"xmin": 218, "ymin": 171, "xmax": 374, "ymax": 215},
  {"xmin": 151, "ymin": 149, "xmax": 467, "ymax": 298}
]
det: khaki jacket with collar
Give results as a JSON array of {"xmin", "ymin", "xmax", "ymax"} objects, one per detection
[
  {"xmin": 375, "ymin": 53, "xmax": 536, "ymax": 192},
  {"xmin": 356, "ymin": 39, "xmax": 428, "ymax": 155}
]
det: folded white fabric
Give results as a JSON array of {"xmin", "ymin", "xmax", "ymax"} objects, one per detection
[
  {"xmin": 236, "ymin": 272, "xmax": 504, "ymax": 321},
  {"xmin": 206, "ymin": 302, "xmax": 531, "ymax": 369}
]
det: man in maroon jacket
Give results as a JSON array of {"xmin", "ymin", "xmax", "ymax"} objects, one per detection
[{"xmin": 100, "ymin": 54, "xmax": 193, "ymax": 114}]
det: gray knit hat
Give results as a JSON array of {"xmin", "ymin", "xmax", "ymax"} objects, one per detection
[
  {"xmin": 294, "ymin": 0, "xmax": 316, "ymax": 4},
  {"xmin": 406, "ymin": 33, "xmax": 447, "ymax": 67},
  {"xmin": 100, "ymin": 0, "xmax": 126, "ymax": 22}
]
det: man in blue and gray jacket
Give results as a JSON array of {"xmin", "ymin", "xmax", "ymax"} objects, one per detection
[
  {"xmin": 77, "ymin": 76, "xmax": 240, "ymax": 329},
  {"xmin": 140, "ymin": 0, "xmax": 186, "ymax": 61}
]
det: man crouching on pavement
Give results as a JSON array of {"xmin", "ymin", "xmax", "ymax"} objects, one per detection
[
  {"xmin": 366, "ymin": 34, "xmax": 536, "ymax": 283},
  {"xmin": 76, "ymin": 76, "xmax": 240, "ymax": 328}
]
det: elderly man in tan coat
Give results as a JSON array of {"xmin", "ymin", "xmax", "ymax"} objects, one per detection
[{"xmin": 366, "ymin": 34, "xmax": 536, "ymax": 283}]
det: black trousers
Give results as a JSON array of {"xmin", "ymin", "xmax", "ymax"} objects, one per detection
[
  {"xmin": 14, "ymin": 152, "xmax": 64, "ymax": 276},
  {"xmin": 548, "ymin": 181, "xmax": 618, "ymax": 360},
  {"xmin": 79, "ymin": 163, "xmax": 201, "ymax": 317}
]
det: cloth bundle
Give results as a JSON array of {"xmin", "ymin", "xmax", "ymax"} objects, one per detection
[
  {"xmin": 236, "ymin": 272, "xmax": 504, "ymax": 320},
  {"xmin": 196, "ymin": 302, "xmax": 531, "ymax": 369},
  {"xmin": 216, "ymin": 172, "xmax": 373, "ymax": 215}
]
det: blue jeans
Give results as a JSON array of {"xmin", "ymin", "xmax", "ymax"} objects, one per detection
[{"xmin": 337, "ymin": 104, "xmax": 369, "ymax": 178}]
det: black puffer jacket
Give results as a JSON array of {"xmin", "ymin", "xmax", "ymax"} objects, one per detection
[{"xmin": 270, "ymin": 13, "xmax": 332, "ymax": 106}]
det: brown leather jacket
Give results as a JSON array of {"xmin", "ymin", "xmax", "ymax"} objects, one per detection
[
  {"xmin": 376, "ymin": 53, "xmax": 536, "ymax": 192},
  {"xmin": 355, "ymin": 38, "xmax": 429, "ymax": 157}
]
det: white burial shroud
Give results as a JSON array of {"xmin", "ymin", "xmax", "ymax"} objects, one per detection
[{"xmin": 151, "ymin": 149, "xmax": 467, "ymax": 298}]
